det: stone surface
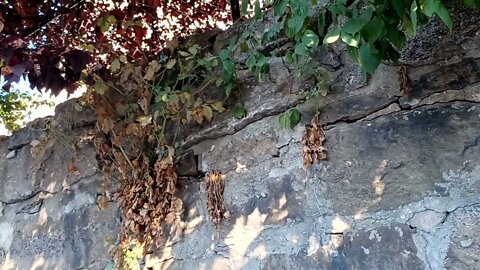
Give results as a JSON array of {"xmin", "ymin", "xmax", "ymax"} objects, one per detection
[
  {"xmin": 5, "ymin": 151, "xmax": 15, "ymax": 159},
  {"xmin": 1, "ymin": 5, "xmax": 480, "ymax": 270}
]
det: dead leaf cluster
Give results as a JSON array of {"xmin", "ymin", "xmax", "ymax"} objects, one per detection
[
  {"xmin": 301, "ymin": 117, "xmax": 327, "ymax": 169},
  {"xmin": 398, "ymin": 65, "xmax": 410, "ymax": 97},
  {"xmin": 115, "ymin": 156, "xmax": 178, "ymax": 249},
  {"xmin": 205, "ymin": 170, "xmax": 228, "ymax": 225},
  {"xmin": 89, "ymin": 86, "xmax": 187, "ymax": 268}
]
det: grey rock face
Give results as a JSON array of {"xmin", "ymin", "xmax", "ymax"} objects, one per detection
[{"xmin": 1, "ymin": 6, "xmax": 480, "ymax": 270}]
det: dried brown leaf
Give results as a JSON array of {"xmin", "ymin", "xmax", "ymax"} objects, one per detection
[
  {"xmin": 301, "ymin": 117, "xmax": 327, "ymax": 169},
  {"xmin": 205, "ymin": 170, "xmax": 227, "ymax": 225}
]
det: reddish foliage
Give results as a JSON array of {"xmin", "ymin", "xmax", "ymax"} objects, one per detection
[{"xmin": 0, "ymin": 0, "xmax": 241, "ymax": 94}]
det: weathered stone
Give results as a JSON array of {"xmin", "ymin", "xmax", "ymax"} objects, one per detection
[
  {"xmin": 53, "ymin": 98, "xmax": 96, "ymax": 130},
  {"xmin": 1, "ymin": 5, "xmax": 480, "ymax": 270},
  {"xmin": 7, "ymin": 117, "xmax": 47, "ymax": 151},
  {"xmin": 460, "ymin": 239, "xmax": 474, "ymax": 248},
  {"xmin": 445, "ymin": 204, "xmax": 480, "ymax": 270},
  {"xmin": 5, "ymin": 150, "xmax": 16, "ymax": 159},
  {"xmin": 4, "ymin": 201, "xmax": 119, "ymax": 270},
  {"xmin": 261, "ymin": 225, "xmax": 423, "ymax": 270},
  {"xmin": 0, "ymin": 146, "xmax": 38, "ymax": 203},
  {"xmin": 407, "ymin": 210, "xmax": 447, "ymax": 232}
]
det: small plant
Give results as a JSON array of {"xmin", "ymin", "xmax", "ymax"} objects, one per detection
[{"xmin": 279, "ymin": 108, "xmax": 301, "ymax": 129}]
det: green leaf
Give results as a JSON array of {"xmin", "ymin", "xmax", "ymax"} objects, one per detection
[
  {"xmin": 279, "ymin": 108, "xmax": 301, "ymax": 129},
  {"xmin": 97, "ymin": 18, "xmax": 110, "ymax": 33},
  {"xmin": 273, "ymin": 0, "xmax": 288, "ymax": 16},
  {"xmin": 188, "ymin": 45, "xmax": 199, "ymax": 55},
  {"xmin": 294, "ymin": 43, "xmax": 309, "ymax": 56},
  {"xmin": 284, "ymin": 51, "xmax": 296, "ymax": 64},
  {"xmin": 359, "ymin": 43, "xmax": 381, "ymax": 73},
  {"xmin": 361, "ymin": 16, "xmax": 385, "ymax": 42},
  {"xmin": 219, "ymin": 49, "xmax": 231, "ymax": 61},
  {"xmin": 107, "ymin": 15, "xmax": 117, "ymax": 25},
  {"xmin": 323, "ymin": 28, "xmax": 341, "ymax": 44},
  {"xmin": 391, "ymin": 0, "xmax": 408, "ymax": 18},
  {"xmin": 178, "ymin": 51, "xmax": 190, "ymax": 57},
  {"xmin": 225, "ymin": 82, "xmax": 233, "ymax": 97},
  {"xmin": 254, "ymin": 0, "xmax": 263, "ymax": 20},
  {"xmin": 434, "ymin": 1, "xmax": 453, "ymax": 30},
  {"xmin": 386, "ymin": 23, "xmax": 406, "ymax": 49},
  {"xmin": 287, "ymin": 16, "xmax": 305, "ymax": 35},
  {"xmin": 302, "ymin": 30, "xmax": 319, "ymax": 48},
  {"xmin": 317, "ymin": 10, "xmax": 326, "ymax": 37},
  {"xmin": 246, "ymin": 54, "xmax": 257, "ymax": 70},
  {"xmin": 410, "ymin": 0, "xmax": 418, "ymax": 35},
  {"xmin": 242, "ymin": 0, "xmax": 248, "ymax": 15},
  {"xmin": 111, "ymin": 59, "xmax": 121, "ymax": 73},
  {"xmin": 347, "ymin": 46, "xmax": 360, "ymax": 63},
  {"xmin": 94, "ymin": 79, "xmax": 108, "ymax": 95},
  {"xmin": 232, "ymin": 104, "xmax": 246, "ymax": 119},
  {"xmin": 340, "ymin": 31, "xmax": 359, "ymax": 47},
  {"xmin": 464, "ymin": 0, "xmax": 480, "ymax": 8},
  {"xmin": 342, "ymin": 19, "xmax": 364, "ymax": 35},
  {"xmin": 222, "ymin": 59, "xmax": 235, "ymax": 76},
  {"xmin": 256, "ymin": 54, "xmax": 267, "ymax": 67},
  {"xmin": 240, "ymin": 42, "xmax": 249, "ymax": 53},
  {"xmin": 342, "ymin": 8, "xmax": 372, "ymax": 34}
]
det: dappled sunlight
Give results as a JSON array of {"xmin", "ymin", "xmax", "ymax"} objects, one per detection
[
  {"xmin": 320, "ymin": 216, "xmax": 349, "ymax": 257},
  {"xmin": 307, "ymin": 234, "xmax": 321, "ymax": 256},
  {"xmin": 354, "ymin": 159, "xmax": 388, "ymax": 220},
  {"xmin": 45, "ymin": 181, "xmax": 57, "ymax": 194},
  {"xmin": 235, "ymin": 161, "xmax": 248, "ymax": 173},
  {"xmin": 331, "ymin": 216, "xmax": 350, "ymax": 233},
  {"xmin": 224, "ymin": 208, "xmax": 265, "ymax": 267},
  {"xmin": 268, "ymin": 193, "xmax": 289, "ymax": 223},
  {"xmin": 184, "ymin": 215, "xmax": 204, "ymax": 235},
  {"xmin": 250, "ymin": 244, "xmax": 268, "ymax": 260},
  {"xmin": 30, "ymin": 256, "xmax": 46, "ymax": 270},
  {"xmin": 373, "ymin": 160, "xmax": 387, "ymax": 196}
]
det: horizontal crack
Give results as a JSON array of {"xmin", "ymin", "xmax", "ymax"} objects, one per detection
[
  {"xmin": 182, "ymin": 97, "xmax": 307, "ymax": 149},
  {"xmin": 0, "ymin": 171, "xmax": 99, "ymax": 205},
  {"xmin": 324, "ymin": 97, "xmax": 400, "ymax": 129}
]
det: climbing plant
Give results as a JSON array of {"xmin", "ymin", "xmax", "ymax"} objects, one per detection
[{"xmin": 2, "ymin": 0, "xmax": 480, "ymax": 268}]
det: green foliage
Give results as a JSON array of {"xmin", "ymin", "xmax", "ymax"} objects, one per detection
[
  {"xmin": 104, "ymin": 0, "xmax": 480, "ymax": 137},
  {"xmin": 232, "ymin": 103, "xmax": 247, "ymax": 119},
  {"xmin": 279, "ymin": 108, "xmax": 301, "ymax": 129},
  {"xmin": 321, "ymin": 0, "xmax": 458, "ymax": 73},
  {"xmin": 0, "ymin": 89, "xmax": 54, "ymax": 132},
  {"xmin": 120, "ymin": 243, "xmax": 143, "ymax": 270}
]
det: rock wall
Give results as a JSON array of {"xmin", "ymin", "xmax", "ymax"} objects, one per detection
[{"xmin": 1, "ymin": 5, "xmax": 480, "ymax": 270}]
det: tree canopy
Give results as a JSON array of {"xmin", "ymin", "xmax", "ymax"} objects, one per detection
[
  {"xmin": 1, "ymin": 0, "xmax": 480, "ymax": 97},
  {"xmin": 0, "ymin": 0, "xmax": 242, "ymax": 94}
]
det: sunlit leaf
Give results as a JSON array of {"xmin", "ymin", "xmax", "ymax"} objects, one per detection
[
  {"xmin": 166, "ymin": 59, "xmax": 176, "ymax": 69},
  {"xmin": 323, "ymin": 28, "xmax": 341, "ymax": 44},
  {"xmin": 302, "ymin": 30, "xmax": 319, "ymax": 48},
  {"xmin": 203, "ymin": 105, "xmax": 213, "ymax": 121},
  {"xmin": 111, "ymin": 59, "xmax": 121, "ymax": 73}
]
